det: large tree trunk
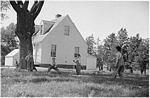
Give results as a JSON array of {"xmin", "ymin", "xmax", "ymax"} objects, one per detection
[
  {"xmin": 16, "ymin": 12, "xmax": 34, "ymax": 69},
  {"xmin": 19, "ymin": 37, "xmax": 33, "ymax": 69},
  {"xmin": 10, "ymin": 1, "xmax": 44, "ymax": 70}
]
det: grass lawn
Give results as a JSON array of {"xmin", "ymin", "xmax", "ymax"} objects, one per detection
[{"xmin": 1, "ymin": 67, "xmax": 149, "ymax": 97}]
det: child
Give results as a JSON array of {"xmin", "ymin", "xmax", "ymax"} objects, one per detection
[
  {"xmin": 73, "ymin": 54, "xmax": 82, "ymax": 75},
  {"xmin": 25, "ymin": 51, "xmax": 34, "ymax": 72},
  {"xmin": 47, "ymin": 57, "xmax": 61, "ymax": 74},
  {"xmin": 111, "ymin": 46, "xmax": 124, "ymax": 79},
  {"xmin": 15, "ymin": 59, "xmax": 19, "ymax": 69}
]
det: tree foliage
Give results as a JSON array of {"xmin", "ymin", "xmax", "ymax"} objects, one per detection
[
  {"xmin": 86, "ymin": 34, "xmax": 96, "ymax": 55},
  {"xmin": 117, "ymin": 28, "xmax": 128, "ymax": 46},
  {"xmin": 103, "ymin": 33, "xmax": 118, "ymax": 64},
  {"xmin": 87, "ymin": 28, "xmax": 149, "ymax": 70},
  {"xmin": 1, "ymin": 23, "xmax": 18, "ymax": 65},
  {"xmin": 0, "ymin": 0, "xmax": 10, "ymax": 20}
]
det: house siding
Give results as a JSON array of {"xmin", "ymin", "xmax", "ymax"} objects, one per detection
[
  {"xmin": 33, "ymin": 43, "xmax": 42, "ymax": 64},
  {"xmin": 41, "ymin": 15, "xmax": 87, "ymax": 66}
]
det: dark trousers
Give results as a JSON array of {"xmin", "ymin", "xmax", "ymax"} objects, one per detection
[
  {"xmin": 141, "ymin": 69, "xmax": 146, "ymax": 74},
  {"xmin": 47, "ymin": 66, "xmax": 60, "ymax": 73},
  {"xmin": 112, "ymin": 66, "xmax": 124, "ymax": 79},
  {"xmin": 76, "ymin": 65, "xmax": 81, "ymax": 75},
  {"xmin": 27, "ymin": 61, "xmax": 34, "ymax": 71}
]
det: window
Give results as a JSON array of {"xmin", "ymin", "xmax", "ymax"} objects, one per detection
[
  {"xmin": 64, "ymin": 26, "xmax": 69, "ymax": 36},
  {"xmin": 51, "ymin": 44, "xmax": 57, "ymax": 57},
  {"xmin": 74, "ymin": 47, "xmax": 79, "ymax": 57}
]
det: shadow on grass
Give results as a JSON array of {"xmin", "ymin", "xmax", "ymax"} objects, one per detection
[
  {"xmin": 1, "ymin": 68, "xmax": 149, "ymax": 97},
  {"xmin": 83, "ymin": 73, "xmax": 149, "ymax": 88},
  {"xmin": 1, "ymin": 68, "xmax": 149, "ymax": 88}
]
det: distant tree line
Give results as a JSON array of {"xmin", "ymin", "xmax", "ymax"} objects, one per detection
[{"xmin": 86, "ymin": 28, "xmax": 149, "ymax": 72}]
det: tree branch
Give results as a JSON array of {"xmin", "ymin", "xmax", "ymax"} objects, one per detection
[
  {"xmin": 32, "ymin": 0, "xmax": 44, "ymax": 19},
  {"xmin": 17, "ymin": 1, "xmax": 23, "ymax": 5},
  {"xmin": 17, "ymin": 1, "xmax": 23, "ymax": 8},
  {"xmin": 23, "ymin": 0, "xmax": 29, "ymax": 10},
  {"xmin": 9, "ymin": 1, "xmax": 20, "ymax": 12},
  {"xmin": 29, "ymin": 0, "xmax": 38, "ymax": 14}
]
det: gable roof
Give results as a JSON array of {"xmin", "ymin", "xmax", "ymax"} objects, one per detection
[
  {"xmin": 32, "ymin": 15, "xmax": 66, "ymax": 43},
  {"xmin": 32, "ymin": 15, "xmax": 87, "ymax": 47},
  {"xmin": 5, "ymin": 49, "xmax": 19, "ymax": 57},
  {"xmin": 67, "ymin": 15, "xmax": 88, "ymax": 47}
]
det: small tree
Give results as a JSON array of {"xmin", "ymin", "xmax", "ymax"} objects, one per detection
[
  {"xmin": 10, "ymin": 0, "xmax": 44, "ymax": 69},
  {"xmin": 1, "ymin": 23, "xmax": 18, "ymax": 65},
  {"xmin": 96, "ymin": 38, "xmax": 105, "ymax": 70},
  {"xmin": 104, "ymin": 33, "xmax": 118, "ymax": 61},
  {"xmin": 86, "ymin": 34, "xmax": 96, "ymax": 55},
  {"xmin": 117, "ymin": 28, "xmax": 128, "ymax": 46}
]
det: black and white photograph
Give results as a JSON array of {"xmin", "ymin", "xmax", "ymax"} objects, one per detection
[{"xmin": 1, "ymin": 0, "xmax": 149, "ymax": 97}]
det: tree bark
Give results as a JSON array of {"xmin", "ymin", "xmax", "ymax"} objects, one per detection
[
  {"xmin": 19, "ymin": 37, "xmax": 33, "ymax": 69},
  {"xmin": 10, "ymin": 1, "xmax": 44, "ymax": 69}
]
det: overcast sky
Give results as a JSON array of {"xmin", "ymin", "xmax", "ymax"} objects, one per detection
[{"xmin": 1, "ymin": 1, "xmax": 149, "ymax": 41}]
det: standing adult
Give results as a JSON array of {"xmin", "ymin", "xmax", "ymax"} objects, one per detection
[
  {"xmin": 139, "ymin": 57, "xmax": 147, "ymax": 75},
  {"xmin": 111, "ymin": 46, "xmax": 125, "ymax": 79},
  {"xmin": 97, "ymin": 58, "xmax": 103, "ymax": 71},
  {"xmin": 73, "ymin": 54, "xmax": 82, "ymax": 75}
]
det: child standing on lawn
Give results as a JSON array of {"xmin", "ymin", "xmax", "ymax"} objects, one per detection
[
  {"xmin": 47, "ymin": 57, "xmax": 61, "ymax": 74},
  {"xmin": 25, "ymin": 51, "xmax": 34, "ymax": 72},
  {"xmin": 111, "ymin": 46, "xmax": 124, "ymax": 79},
  {"xmin": 15, "ymin": 59, "xmax": 19, "ymax": 69},
  {"xmin": 73, "ymin": 54, "xmax": 82, "ymax": 75}
]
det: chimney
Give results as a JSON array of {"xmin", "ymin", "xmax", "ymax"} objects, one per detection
[{"xmin": 55, "ymin": 14, "xmax": 62, "ymax": 18}]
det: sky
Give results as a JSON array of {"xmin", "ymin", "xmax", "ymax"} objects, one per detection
[{"xmin": 1, "ymin": 0, "xmax": 149, "ymax": 42}]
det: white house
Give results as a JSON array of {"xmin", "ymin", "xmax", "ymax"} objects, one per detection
[
  {"xmin": 5, "ymin": 14, "xmax": 97, "ymax": 70},
  {"xmin": 32, "ymin": 14, "xmax": 96, "ymax": 70},
  {"xmin": 87, "ymin": 54, "xmax": 97, "ymax": 70},
  {"xmin": 5, "ymin": 49, "xmax": 19, "ymax": 66}
]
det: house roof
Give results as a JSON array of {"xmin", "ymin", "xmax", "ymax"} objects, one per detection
[
  {"xmin": 5, "ymin": 49, "xmax": 19, "ymax": 57},
  {"xmin": 32, "ymin": 15, "xmax": 66, "ymax": 43},
  {"xmin": 32, "ymin": 15, "xmax": 87, "ymax": 47}
]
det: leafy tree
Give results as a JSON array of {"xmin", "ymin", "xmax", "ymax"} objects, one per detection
[
  {"xmin": 96, "ymin": 38, "xmax": 105, "ymax": 59},
  {"xmin": 142, "ymin": 38, "xmax": 149, "ymax": 66},
  {"xmin": 86, "ymin": 34, "xmax": 96, "ymax": 55},
  {"xmin": 0, "ymin": 0, "xmax": 10, "ymax": 20},
  {"xmin": 9, "ymin": 0, "xmax": 44, "ymax": 69},
  {"xmin": 98, "ymin": 28, "xmax": 149, "ymax": 72},
  {"xmin": 1, "ymin": 23, "xmax": 18, "ymax": 65},
  {"xmin": 95, "ymin": 38, "xmax": 105, "ymax": 69},
  {"xmin": 117, "ymin": 28, "xmax": 128, "ymax": 46},
  {"xmin": 137, "ymin": 38, "xmax": 149, "ymax": 70},
  {"xmin": 117, "ymin": 28, "xmax": 129, "ymax": 62},
  {"xmin": 104, "ymin": 33, "xmax": 118, "ymax": 61},
  {"xmin": 103, "ymin": 33, "xmax": 118, "ymax": 71},
  {"xmin": 128, "ymin": 34, "xmax": 142, "ymax": 62}
]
